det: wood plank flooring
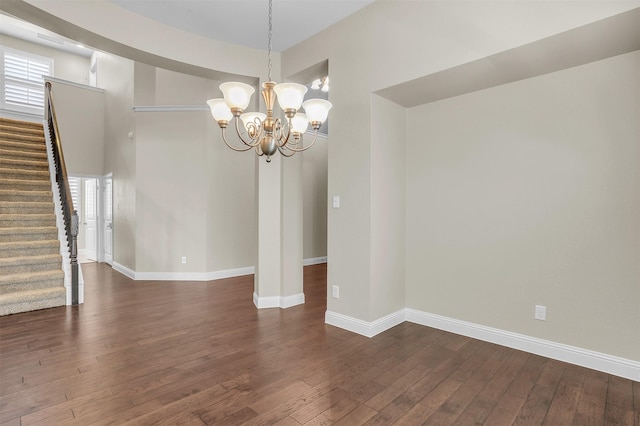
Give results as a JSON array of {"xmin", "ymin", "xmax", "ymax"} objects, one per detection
[{"xmin": 0, "ymin": 263, "xmax": 638, "ymax": 425}]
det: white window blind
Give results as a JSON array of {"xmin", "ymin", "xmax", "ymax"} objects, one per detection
[{"xmin": 1, "ymin": 47, "xmax": 52, "ymax": 111}]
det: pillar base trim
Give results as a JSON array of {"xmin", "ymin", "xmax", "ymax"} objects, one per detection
[{"xmin": 253, "ymin": 292, "xmax": 305, "ymax": 309}]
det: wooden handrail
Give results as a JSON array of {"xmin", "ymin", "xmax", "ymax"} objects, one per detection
[{"xmin": 45, "ymin": 82, "xmax": 79, "ymax": 305}]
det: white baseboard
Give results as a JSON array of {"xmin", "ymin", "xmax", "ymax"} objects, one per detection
[
  {"xmin": 324, "ymin": 307, "xmax": 640, "ymax": 381},
  {"xmin": 110, "ymin": 264, "xmax": 254, "ymax": 281},
  {"xmin": 325, "ymin": 309, "xmax": 405, "ymax": 338},
  {"xmin": 112, "ymin": 262, "xmax": 136, "ymax": 280},
  {"xmin": 405, "ymin": 309, "xmax": 640, "ymax": 382},
  {"xmin": 253, "ymin": 292, "xmax": 305, "ymax": 309},
  {"xmin": 206, "ymin": 266, "xmax": 254, "ymax": 281},
  {"xmin": 110, "ymin": 263, "xmax": 319, "ymax": 281},
  {"xmin": 303, "ymin": 256, "xmax": 327, "ymax": 266}
]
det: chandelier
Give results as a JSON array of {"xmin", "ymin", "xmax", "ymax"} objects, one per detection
[{"xmin": 207, "ymin": 0, "xmax": 332, "ymax": 163}]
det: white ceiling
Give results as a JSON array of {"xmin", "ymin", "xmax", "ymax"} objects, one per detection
[
  {"xmin": 0, "ymin": 0, "xmax": 374, "ymax": 76},
  {"xmin": 110, "ymin": 0, "xmax": 376, "ymax": 52}
]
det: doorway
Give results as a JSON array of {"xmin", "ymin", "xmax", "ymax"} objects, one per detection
[{"xmin": 69, "ymin": 175, "xmax": 112, "ymax": 264}]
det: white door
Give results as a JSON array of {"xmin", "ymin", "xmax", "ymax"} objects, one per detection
[
  {"xmin": 84, "ymin": 178, "xmax": 97, "ymax": 261},
  {"xmin": 103, "ymin": 176, "xmax": 113, "ymax": 265}
]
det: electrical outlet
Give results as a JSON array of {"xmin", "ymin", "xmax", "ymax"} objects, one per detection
[
  {"xmin": 332, "ymin": 196, "xmax": 340, "ymax": 208},
  {"xmin": 332, "ymin": 285, "xmax": 340, "ymax": 299},
  {"xmin": 181, "ymin": 256, "xmax": 187, "ymax": 264},
  {"xmin": 535, "ymin": 305, "xmax": 546, "ymax": 321}
]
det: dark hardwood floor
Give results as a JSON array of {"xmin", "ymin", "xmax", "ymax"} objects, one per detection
[{"xmin": 1, "ymin": 263, "xmax": 638, "ymax": 425}]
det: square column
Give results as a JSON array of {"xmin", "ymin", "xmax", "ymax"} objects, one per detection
[{"xmin": 254, "ymin": 152, "xmax": 304, "ymax": 308}]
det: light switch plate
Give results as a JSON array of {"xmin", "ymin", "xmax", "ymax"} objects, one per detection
[{"xmin": 535, "ymin": 305, "xmax": 546, "ymax": 321}]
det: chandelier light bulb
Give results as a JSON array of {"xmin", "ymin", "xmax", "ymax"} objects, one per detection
[
  {"xmin": 291, "ymin": 113, "xmax": 309, "ymax": 134},
  {"xmin": 273, "ymin": 83, "xmax": 308, "ymax": 111},
  {"xmin": 220, "ymin": 82, "xmax": 255, "ymax": 110},
  {"xmin": 207, "ymin": 98, "xmax": 233, "ymax": 122},
  {"xmin": 302, "ymin": 99, "xmax": 332, "ymax": 125},
  {"xmin": 311, "ymin": 79, "xmax": 321, "ymax": 90}
]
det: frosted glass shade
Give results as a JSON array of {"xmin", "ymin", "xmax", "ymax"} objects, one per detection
[
  {"xmin": 302, "ymin": 99, "xmax": 332, "ymax": 123},
  {"xmin": 220, "ymin": 82, "xmax": 254, "ymax": 110},
  {"xmin": 207, "ymin": 98, "xmax": 233, "ymax": 122},
  {"xmin": 291, "ymin": 113, "xmax": 309, "ymax": 134},
  {"xmin": 274, "ymin": 83, "xmax": 307, "ymax": 110},
  {"xmin": 240, "ymin": 112, "xmax": 266, "ymax": 131}
]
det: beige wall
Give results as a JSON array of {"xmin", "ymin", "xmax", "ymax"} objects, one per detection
[
  {"xmin": 47, "ymin": 80, "xmax": 104, "ymax": 176},
  {"xmin": 283, "ymin": 0, "xmax": 639, "ymax": 323},
  {"xmin": 370, "ymin": 95, "xmax": 406, "ymax": 320},
  {"xmin": 0, "ymin": 34, "xmax": 90, "ymax": 84},
  {"xmin": 280, "ymin": 1, "xmax": 640, "ymax": 356},
  {"xmin": 134, "ymin": 111, "xmax": 209, "ymax": 273},
  {"xmin": 96, "ymin": 52, "xmax": 136, "ymax": 270},
  {"xmin": 406, "ymin": 51, "xmax": 640, "ymax": 361},
  {"xmin": 133, "ymin": 66, "xmax": 258, "ymax": 274},
  {"xmin": 302, "ymin": 136, "xmax": 328, "ymax": 259}
]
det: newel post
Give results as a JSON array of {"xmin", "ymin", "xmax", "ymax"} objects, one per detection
[{"xmin": 71, "ymin": 210, "xmax": 79, "ymax": 305}]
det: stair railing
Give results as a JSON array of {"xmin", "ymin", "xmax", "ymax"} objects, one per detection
[{"xmin": 44, "ymin": 82, "xmax": 79, "ymax": 305}]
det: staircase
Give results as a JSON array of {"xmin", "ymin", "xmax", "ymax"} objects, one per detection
[{"xmin": 0, "ymin": 117, "xmax": 66, "ymax": 316}]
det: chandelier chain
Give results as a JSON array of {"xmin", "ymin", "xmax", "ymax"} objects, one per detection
[{"xmin": 267, "ymin": 0, "xmax": 273, "ymax": 82}]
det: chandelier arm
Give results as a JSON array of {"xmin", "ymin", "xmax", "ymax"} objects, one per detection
[
  {"xmin": 282, "ymin": 130, "xmax": 319, "ymax": 153},
  {"xmin": 275, "ymin": 119, "xmax": 293, "ymax": 148},
  {"xmin": 272, "ymin": 117, "xmax": 284, "ymax": 146},
  {"xmin": 277, "ymin": 145, "xmax": 296, "ymax": 157},
  {"xmin": 234, "ymin": 116, "xmax": 262, "ymax": 147},
  {"xmin": 221, "ymin": 127, "xmax": 254, "ymax": 152}
]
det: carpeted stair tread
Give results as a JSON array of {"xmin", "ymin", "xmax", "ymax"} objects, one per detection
[
  {"xmin": 0, "ymin": 117, "xmax": 45, "ymax": 132},
  {"xmin": 0, "ymin": 254, "xmax": 61, "ymax": 275},
  {"xmin": 0, "ymin": 179, "xmax": 51, "ymax": 192},
  {"xmin": 0, "ymin": 131, "xmax": 45, "ymax": 144},
  {"xmin": 0, "ymin": 214, "xmax": 56, "ymax": 228},
  {"xmin": 0, "ymin": 139, "xmax": 47, "ymax": 153},
  {"xmin": 0, "ymin": 226, "xmax": 58, "ymax": 242},
  {"xmin": 0, "ymin": 131, "xmax": 44, "ymax": 142},
  {"xmin": 0, "ymin": 167, "xmax": 50, "ymax": 181},
  {"xmin": 0, "ymin": 239, "xmax": 59, "ymax": 258},
  {"xmin": 0, "ymin": 189, "xmax": 53, "ymax": 202},
  {"xmin": 1, "ymin": 268, "xmax": 63, "ymax": 283},
  {"xmin": 0, "ymin": 201, "xmax": 54, "ymax": 215},
  {"xmin": 0, "ymin": 157, "xmax": 49, "ymax": 171},
  {"xmin": 0, "ymin": 268, "xmax": 63, "ymax": 285},
  {"xmin": 0, "ymin": 287, "xmax": 66, "ymax": 316},
  {"xmin": 0, "ymin": 124, "xmax": 45, "ymax": 136},
  {"xmin": 0, "ymin": 148, "xmax": 47, "ymax": 162}
]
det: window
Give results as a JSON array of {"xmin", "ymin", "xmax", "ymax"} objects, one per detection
[{"xmin": 0, "ymin": 46, "xmax": 53, "ymax": 113}]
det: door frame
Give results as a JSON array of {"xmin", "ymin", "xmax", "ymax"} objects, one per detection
[{"xmin": 101, "ymin": 173, "xmax": 113, "ymax": 265}]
